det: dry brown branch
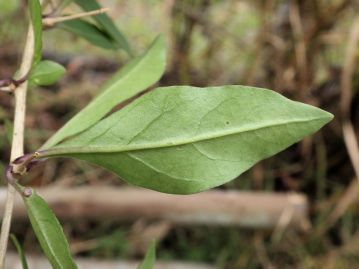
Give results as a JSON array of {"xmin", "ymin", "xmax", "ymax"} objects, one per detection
[
  {"xmin": 42, "ymin": 8, "xmax": 109, "ymax": 27},
  {"xmin": 339, "ymin": 13, "xmax": 359, "ymax": 196},
  {"xmin": 289, "ymin": 0, "xmax": 309, "ymax": 94},
  {"xmin": 254, "ymin": 235, "xmax": 276, "ymax": 269},
  {"xmin": 342, "ymin": 122, "xmax": 359, "ymax": 178},
  {"xmin": 5, "ymin": 253, "xmax": 215, "ymax": 269},
  {"xmin": 0, "ymin": 187, "xmax": 309, "ymax": 229},
  {"xmin": 305, "ymin": 0, "xmax": 353, "ymax": 44},
  {"xmin": 244, "ymin": 0, "xmax": 274, "ymax": 85},
  {"xmin": 322, "ymin": 13, "xmax": 359, "ymax": 235},
  {"xmin": 327, "ymin": 179, "xmax": 358, "ymax": 226},
  {"xmin": 340, "ymin": 15, "xmax": 359, "ymax": 117}
]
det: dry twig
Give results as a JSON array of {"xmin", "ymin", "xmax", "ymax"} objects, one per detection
[
  {"xmin": 324, "ymin": 14, "xmax": 359, "ymax": 233},
  {"xmin": 42, "ymin": 8, "xmax": 109, "ymax": 27},
  {"xmin": 0, "ymin": 186, "xmax": 309, "ymax": 229}
]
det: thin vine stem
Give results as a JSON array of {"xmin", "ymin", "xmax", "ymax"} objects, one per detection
[{"xmin": 0, "ymin": 23, "xmax": 35, "ymax": 267}]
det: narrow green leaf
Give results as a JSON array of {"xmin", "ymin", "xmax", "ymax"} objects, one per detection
[
  {"xmin": 39, "ymin": 86, "xmax": 333, "ymax": 194},
  {"xmin": 10, "ymin": 234, "xmax": 29, "ymax": 269},
  {"xmin": 29, "ymin": 60, "xmax": 66, "ymax": 86},
  {"xmin": 137, "ymin": 241, "xmax": 156, "ymax": 269},
  {"xmin": 28, "ymin": 0, "xmax": 42, "ymax": 66},
  {"xmin": 74, "ymin": 0, "xmax": 132, "ymax": 55},
  {"xmin": 23, "ymin": 189, "xmax": 77, "ymax": 269},
  {"xmin": 42, "ymin": 35, "xmax": 166, "ymax": 149},
  {"xmin": 59, "ymin": 19, "xmax": 117, "ymax": 50}
]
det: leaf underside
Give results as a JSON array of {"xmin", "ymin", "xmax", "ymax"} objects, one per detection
[
  {"xmin": 24, "ymin": 191, "xmax": 77, "ymax": 269},
  {"xmin": 40, "ymin": 86, "xmax": 333, "ymax": 194}
]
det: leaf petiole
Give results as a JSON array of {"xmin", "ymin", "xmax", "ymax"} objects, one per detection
[
  {"xmin": 11, "ymin": 152, "xmax": 40, "ymax": 175},
  {"xmin": 4, "ymin": 167, "xmax": 32, "ymax": 197}
]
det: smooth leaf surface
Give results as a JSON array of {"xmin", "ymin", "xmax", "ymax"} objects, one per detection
[
  {"xmin": 137, "ymin": 241, "xmax": 156, "ymax": 269},
  {"xmin": 39, "ymin": 86, "xmax": 333, "ymax": 194},
  {"xmin": 10, "ymin": 234, "xmax": 29, "ymax": 269},
  {"xmin": 29, "ymin": 60, "xmax": 66, "ymax": 86},
  {"xmin": 74, "ymin": 0, "xmax": 132, "ymax": 55},
  {"xmin": 28, "ymin": 0, "xmax": 42, "ymax": 66},
  {"xmin": 42, "ymin": 35, "xmax": 166, "ymax": 149},
  {"xmin": 59, "ymin": 19, "xmax": 117, "ymax": 50},
  {"xmin": 23, "ymin": 189, "xmax": 77, "ymax": 269}
]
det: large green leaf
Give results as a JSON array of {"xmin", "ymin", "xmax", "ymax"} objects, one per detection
[
  {"xmin": 74, "ymin": 0, "xmax": 132, "ymax": 55},
  {"xmin": 23, "ymin": 189, "xmax": 77, "ymax": 269},
  {"xmin": 137, "ymin": 241, "xmax": 156, "ymax": 269},
  {"xmin": 39, "ymin": 86, "xmax": 333, "ymax": 194},
  {"xmin": 42, "ymin": 35, "xmax": 166, "ymax": 149},
  {"xmin": 28, "ymin": 0, "xmax": 42, "ymax": 66},
  {"xmin": 59, "ymin": 19, "xmax": 117, "ymax": 50}
]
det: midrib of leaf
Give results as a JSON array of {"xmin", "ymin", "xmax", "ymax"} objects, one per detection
[
  {"xmin": 27, "ymin": 207, "xmax": 60, "ymax": 267},
  {"xmin": 39, "ymin": 116, "xmax": 328, "ymax": 157},
  {"xmin": 41, "ymin": 36, "xmax": 164, "ymax": 149}
]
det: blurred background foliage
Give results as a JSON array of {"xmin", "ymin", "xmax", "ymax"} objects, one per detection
[{"xmin": 1, "ymin": 0, "xmax": 359, "ymax": 268}]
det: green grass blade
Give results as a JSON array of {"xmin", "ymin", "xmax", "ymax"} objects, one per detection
[
  {"xmin": 10, "ymin": 234, "xmax": 29, "ymax": 269},
  {"xmin": 137, "ymin": 241, "xmax": 156, "ymax": 269}
]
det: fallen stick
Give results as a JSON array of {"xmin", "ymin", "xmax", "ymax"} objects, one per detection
[
  {"xmin": 0, "ymin": 187, "xmax": 308, "ymax": 229},
  {"xmin": 5, "ymin": 253, "xmax": 214, "ymax": 269}
]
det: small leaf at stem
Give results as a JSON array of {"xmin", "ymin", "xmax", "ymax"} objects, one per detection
[
  {"xmin": 137, "ymin": 241, "xmax": 156, "ymax": 269},
  {"xmin": 38, "ymin": 86, "xmax": 333, "ymax": 194},
  {"xmin": 59, "ymin": 19, "xmax": 118, "ymax": 50},
  {"xmin": 28, "ymin": 0, "xmax": 42, "ymax": 67},
  {"xmin": 23, "ymin": 189, "xmax": 77, "ymax": 269},
  {"xmin": 42, "ymin": 35, "xmax": 166, "ymax": 149},
  {"xmin": 29, "ymin": 60, "xmax": 66, "ymax": 86},
  {"xmin": 10, "ymin": 234, "xmax": 29, "ymax": 269},
  {"xmin": 73, "ymin": 0, "xmax": 133, "ymax": 55}
]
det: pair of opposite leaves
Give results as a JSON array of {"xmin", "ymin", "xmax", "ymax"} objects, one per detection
[{"xmin": 35, "ymin": 36, "xmax": 333, "ymax": 194}]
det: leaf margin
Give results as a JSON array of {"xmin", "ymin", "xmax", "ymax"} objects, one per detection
[{"xmin": 38, "ymin": 85, "xmax": 333, "ymax": 194}]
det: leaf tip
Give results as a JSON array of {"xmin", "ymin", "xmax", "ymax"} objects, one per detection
[{"xmin": 317, "ymin": 108, "xmax": 334, "ymax": 126}]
